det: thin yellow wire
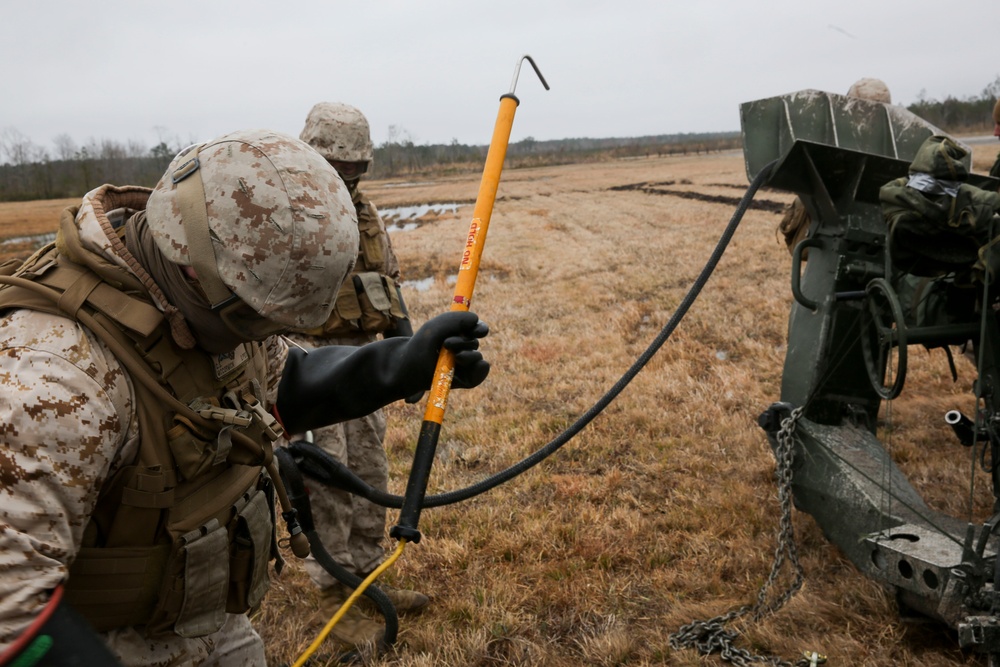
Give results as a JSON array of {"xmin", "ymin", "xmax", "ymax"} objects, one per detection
[{"xmin": 291, "ymin": 539, "xmax": 408, "ymax": 667}]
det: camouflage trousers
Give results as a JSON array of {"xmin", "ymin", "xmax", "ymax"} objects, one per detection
[
  {"xmin": 101, "ymin": 613, "xmax": 265, "ymax": 666},
  {"xmin": 303, "ymin": 408, "xmax": 389, "ymax": 587}
]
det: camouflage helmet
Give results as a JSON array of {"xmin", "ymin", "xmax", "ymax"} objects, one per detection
[
  {"xmin": 146, "ymin": 129, "xmax": 359, "ymax": 330},
  {"xmin": 299, "ymin": 102, "xmax": 374, "ymax": 170},
  {"xmin": 846, "ymin": 78, "xmax": 892, "ymax": 104}
]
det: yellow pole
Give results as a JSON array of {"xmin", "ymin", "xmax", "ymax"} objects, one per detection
[
  {"xmin": 392, "ymin": 56, "xmax": 548, "ymax": 545},
  {"xmin": 424, "ymin": 94, "xmax": 519, "ymax": 425}
]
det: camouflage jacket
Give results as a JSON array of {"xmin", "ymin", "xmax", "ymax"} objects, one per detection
[
  {"xmin": 301, "ymin": 188, "xmax": 408, "ymax": 340},
  {"xmin": 0, "ymin": 186, "xmax": 288, "ymax": 650}
]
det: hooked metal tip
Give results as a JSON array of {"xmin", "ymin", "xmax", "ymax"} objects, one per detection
[{"xmin": 509, "ymin": 54, "xmax": 550, "ymax": 94}]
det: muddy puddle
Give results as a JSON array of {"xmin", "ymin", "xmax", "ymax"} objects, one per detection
[
  {"xmin": 401, "ymin": 276, "xmax": 435, "ymax": 292},
  {"xmin": 381, "ymin": 202, "xmax": 468, "ymax": 231},
  {"xmin": 401, "ymin": 273, "xmax": 463, "ymax": 293},
  {"xmin": 0, "ymin": 232, "xmax": 57, "ymax": 259},
  {"xmin": 379, "ymin": 181, "xmax": 439, "ymax": 189}
]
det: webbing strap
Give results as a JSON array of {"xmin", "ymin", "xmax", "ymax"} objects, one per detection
[
  {"xmin": 132, "ymin": 466, "xmax": 178, "ymax": 492},
  {"xmin": 55, "ymin": 270, "xmax": 101, "ymax": 318},
  {"xmin": 122, "ymin": 486, "xmax": 176, "ymax": 509},
  {"xmin": 172, "ymin": 151, "xmax": 231, "ymax": 307},
  {"xmin": 38, "ymin": 260, "xmax": 163, "ymax": 336}
]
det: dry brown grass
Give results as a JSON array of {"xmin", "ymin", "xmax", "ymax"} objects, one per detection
[
  {"xmin": 6, "ymin": 144, "xmax": 1000, "ymax": 666},
  {"xmin": 0, "ymin": 198, "xmax": 73, "ymax": 262}
]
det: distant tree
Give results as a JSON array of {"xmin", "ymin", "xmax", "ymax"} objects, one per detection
[
  {"xmin": 516, "ymin": 136, "xmax": 536, "ymax": 154},
  {"xmin": 983, "ymin": 76, "xmax": 1000, "ymax": 101},
  {"xmin": 0, "ymin": 128, "xmax": 37, "ymax": 167},
  {"xmin": 905, "ymin": 74, "xmax": 1000, "ymax": 133},
  {"xmin": 53, "ymin": 133, "xmax": 78, "ymax": 161},
  {"xmin": 150, "ymin": 141, "xmax": 174, "ymax": 160},
  {"xmin": 74, "ymin": 145, "xmax": 94, "ymax": 193}
]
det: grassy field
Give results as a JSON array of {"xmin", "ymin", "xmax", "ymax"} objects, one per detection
[{"xmin": 5, "ymin": 143, "xmax": 1000, "ymax": 666}]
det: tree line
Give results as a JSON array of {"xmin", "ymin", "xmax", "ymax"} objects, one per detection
[
  {"xmin": 907, "ymin": 76, "xmax": 1000, "ymax": 134},
  {"xmin": 1, "ymin": 76, "xmax": 997, "ymax": 203},
  {"xmin": 0, "ymin": 126, "xmax": 742, "ymax": 202}
]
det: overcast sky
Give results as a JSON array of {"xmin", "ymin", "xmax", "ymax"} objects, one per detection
[{"xmin": 2, "ymin": 1, "xmax": 998, "ymax": 157}]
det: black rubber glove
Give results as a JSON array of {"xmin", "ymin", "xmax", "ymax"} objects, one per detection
[
  {"xmin": 277, "ymin": 311, "xmax": 489, "ymax": 435},
  {"xmin": 2, "ymin": 586, "xmax": 122, "ymax": 666},
  {"xmin": 384, "ymin": 317, "xmax": 414, "ymax": 339}
]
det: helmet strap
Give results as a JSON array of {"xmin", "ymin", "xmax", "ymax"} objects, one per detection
[{"xmin": 171, "ymin": 148, "xmax": 234, "ymax": 307}]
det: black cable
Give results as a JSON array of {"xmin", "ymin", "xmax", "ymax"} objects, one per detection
[
  {"xmin": 273, "ymin": 447, "xmax": 399, "ymax": 648},
  {"xmin": 290, "ymin": 159, "xmax": 779, "ymax": 509}
]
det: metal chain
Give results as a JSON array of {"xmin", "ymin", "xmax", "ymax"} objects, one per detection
[{"xmin": 669, "ymin": 406, "xmax": 821, "ymax": 667}]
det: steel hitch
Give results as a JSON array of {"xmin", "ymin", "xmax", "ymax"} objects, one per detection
[{"xmin": 757, "ymin": 402, "xmax": 795, "ymax": 434}]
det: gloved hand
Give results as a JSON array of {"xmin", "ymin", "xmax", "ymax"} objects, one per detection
[
  {"xmin": 400, "ymin": 311, "xmax": 490, "ymax": 389},
  {"xmin": 277, "ymin": 311, "xmax": 489, "ymax": 435}
]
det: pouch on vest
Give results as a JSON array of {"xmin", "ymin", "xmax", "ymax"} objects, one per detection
[
  {"xmin": 355, "ymin": 271, "xmax": 393, "ymax": 333},
  {"xmin": 304, "ymin": 280, "xmax": 364, "ymax": 336},
  {"xmin": 359, "ymin": 224, "xmax": 386, "ymax": 269},
  {"xmin": 167, "ymin": 415, "xmax": 231, "ymax": 481},
  {"xmin": 146, "ymin": 465, "xmax": 268, "ymax": 637},
  {"xmin": 227, "ymin": 484, "xmax": 273, "ymax": 612},
  {"xmin": 309, "ymin": 271, "xmax": 406, "ymax": 336},
  {"xmin": 173, "ymin": 519, "xmax": 230, "ymax": 637}
]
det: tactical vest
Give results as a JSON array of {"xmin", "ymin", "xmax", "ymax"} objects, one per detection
[
  {"xmin": 306, "ymin": 192, "xmax": 406, "ymax": 337},
  {"xmin": 0, "ymin": 225, "xmax": 284, "ymax": 637}
]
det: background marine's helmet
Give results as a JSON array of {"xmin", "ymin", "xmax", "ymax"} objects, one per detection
[
  {"xmin": 299, "ymin": 102, "xmax": 375, "ymax": 176},
  {"xmin": 145, "ymin": 129, "xmax": 359, "ymax": 331},
  {"xmin": 846, "ymin": 78, "xmax": 892, "ymax": 104}
]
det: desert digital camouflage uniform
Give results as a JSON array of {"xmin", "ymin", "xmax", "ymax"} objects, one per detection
[
  {"xmin": 0, "ymin": 129, "xmax": 359, "ymax": 666},
  {"xmin": 296, "ymin": 103, "xmax": 409, "ymax": 587}
]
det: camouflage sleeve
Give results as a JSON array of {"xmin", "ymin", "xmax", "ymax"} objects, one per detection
[{"xmin": 0, "ymin": 310, "xmax": 133, "ymax": 650}]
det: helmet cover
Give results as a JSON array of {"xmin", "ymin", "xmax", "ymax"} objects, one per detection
[
  {"xmin": 847, "ymin": 78, "xmax": 892, "ymax": 104},
  {"xmin": 146, "ymin": 129, "xmax": 359, "ymax": 330},
  {"xmin": 300, "ymin": 102, "xmax": 374, "ymax": 168}
]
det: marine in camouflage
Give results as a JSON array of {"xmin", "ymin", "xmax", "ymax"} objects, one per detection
[
  {"xmin": 293, "ymin": 104, "xmax": 423, "ymax": 638},
  {"xmin": 0, "ymin": 128, "xmax": 362, "ymax": 666}
]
